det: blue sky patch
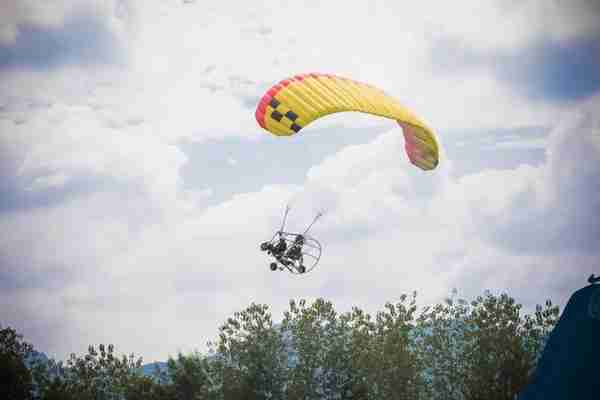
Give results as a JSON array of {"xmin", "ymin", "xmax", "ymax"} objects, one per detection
[
  {"xmin": 430, "ymin": 34, "xmax": 600, "ymax": 102},
  {"xmin": 0, "ymin": 12, "xmax": 123, "ymax": 70}
]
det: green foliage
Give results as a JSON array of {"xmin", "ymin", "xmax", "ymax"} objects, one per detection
[
  {"xmin": 415, "ymin": 292, "xmax": 472, "ymax": 400},
  {"xmin": 209, "ymin": 302, "xmax": 288, "ymax": 400},
  {"xmin": 33, "ymin": 343, "xmax": 144, "ymax": 400},
  {"xmin": 415, "ymin": 290, "xmax": 560, "ymax": 400},
  {"xmin": 165, "ymin": 352, "xmax": 214, "ymax": 400},
  {"xmin": 5, "ymin": 288, "xmax": 561, "ymax": 400},
  {"xmin": 122, "ymin": 374, "xmax": 173, "ymax": 400},
  {"xmin": 282, "ymin": 294, "xmax": 424, "ymax": 400},
  {"xmin": 365, "ymin": 293, "xmax": 424, "ymax": 399},
  {"xmin": 282, "ymin": 298, "xmax": 344, "ymax": 399},
  {"xmin": 1, "ymin": 351, "xmax": 34, "ymax": 400},
  {"xmin": 0, "ymin": 325, "xmax": 34, "ymax": 359},
  {"xmin": 0, "ymin": 325, "xmax": 35, "ymax": 400}
]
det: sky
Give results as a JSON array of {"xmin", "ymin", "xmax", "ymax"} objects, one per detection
[{"xmin": 1, "ymin": 0, "xmax": 599, "ymax": 362}]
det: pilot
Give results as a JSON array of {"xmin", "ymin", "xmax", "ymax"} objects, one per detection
[
  {"xmin": 271, "ymin": 235, "xmax": 287, "ymax": 258},
  {"xmin": 286, "ymin": 235, "xmax": 304, "ymax": 260}
]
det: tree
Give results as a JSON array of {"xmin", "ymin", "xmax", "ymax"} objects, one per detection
[
  {"xmin": 281, "ymin": 295, "xmax": 424, "ymax": 400},
  {"xmin": 415, "ymin": 291, "xmax": 559, "ymax": 400},
  {"xmin": 210, "ymin": 302, "xmax": 287, "ymax": 400},
  {"xmin": 34, "ymin": 343, "xmax": 144, "ymax": 400},
  {"xmin": 461, "ymin": 292, "xmax": 558, "ymax": 400},
  {"xmin": 123, "ymin": 374, "xmax": 174, "ymax": 400},
  {"xmin": 282, "ymin": 298, "xmax": 343, "ymax": 400},
  {"xmin": 165, "ymin": 352, "xmax": 213, "ymax": 400},
  {"xmin": 0, "ymin": 325, "xmax": 35, "ymax": 400},
  {"xmin": 368, "ymin": 294, "xmax": 424, "ymax": 399},
  {"xmin": 343, "ymin": 294, "xmax": 425, "ymax": 400},
  {"xmin": 415, "ymin": 293, "xmax": 471, "ymax": 400}
]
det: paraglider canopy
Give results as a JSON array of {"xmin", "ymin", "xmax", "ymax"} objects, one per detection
[{"xmin": 255, "ymin": 72, "xmax": 440, "ymax": 171}]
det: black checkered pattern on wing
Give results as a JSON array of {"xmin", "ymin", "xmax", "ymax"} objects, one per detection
[{"xmin": 270, "ymin": 97, "xmax": 303, "ymax": 133}]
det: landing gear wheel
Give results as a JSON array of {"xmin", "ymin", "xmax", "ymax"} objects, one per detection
[
  {"xmin": 270, "ymin": 262, "xmax": 278, "ymax": 271},
  {"xmin": 298, "ymin": 265, "xmax": 306, "ymax": 274}
]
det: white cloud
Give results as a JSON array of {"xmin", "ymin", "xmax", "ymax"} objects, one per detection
[
  {"xmin": 281, "ymin": 96, "xmax": 600, "ymax": 314},
  {"xmin": 0, "ymin": 0, "xmax": 134, "ymax": 46},
  {"xmin": 1, "ymin": 0, "xmax": 575, "ymax": 217},
  {"xmin": 419, "ymin": 0, "xmax": 600, "ymax": 51},
  {"xmin": 0, "ymin": 1, "xmax": 75, "ymax": 44},
  {"xmin": 437, "ymin": 95, "xmax": 600, "ymax": 254},
  {"xmin": 490, "ymin": 138, "xmax": 547, "ymax": 149},
  {"xmin": 4, "ymin": 97, "xmax": 598, "ymax": 361}
]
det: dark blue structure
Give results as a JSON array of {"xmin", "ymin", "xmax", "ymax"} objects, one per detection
[{"xmin": 518, "ymin": 276, "xmax": 600, "ymax": 400}]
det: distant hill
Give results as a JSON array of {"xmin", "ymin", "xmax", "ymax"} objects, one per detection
[
  {"xmin": 24, "ymin": 349, "xmax": 168, "ymax": 379},
  {"xmin": 141, "ymin": 361, "xmax": 168, "ymax": 377},
  {"xmin": 25, "ymin": 350, "xmax": 49, "ymax": 369}
]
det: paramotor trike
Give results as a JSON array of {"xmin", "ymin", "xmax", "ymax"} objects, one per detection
[{"xmin": 260, "ymin": 206, "xmax": 322, "ymax": 274}]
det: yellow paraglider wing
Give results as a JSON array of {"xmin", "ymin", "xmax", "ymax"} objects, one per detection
[{"xmin": 255, "ymin": 73, "xmax": 439, "ymax": 171}]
